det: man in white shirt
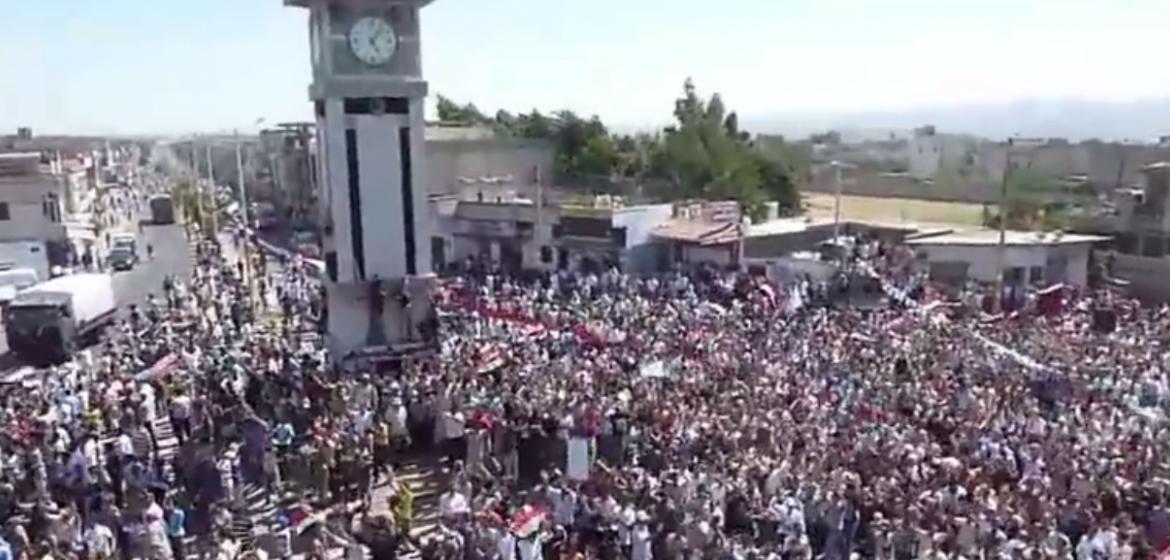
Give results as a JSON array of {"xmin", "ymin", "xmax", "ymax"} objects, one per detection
[
  {"xmin": 438, "ymin": 489, "xmax": 470, "ymax": 523},
  {"xmin": 495, "ymin": 529, "xmax": 517, "ymax": 560},
  {"xmin": 84, "ymin": 521, "xmax": 116, "ymax": 559},
  {"xmin": 516, "ymin": 533, "xmax": 543, "ymax": 560},
  {"xmin": 441, "ymin": 408, "xmax": 466, "ymax": 465}
]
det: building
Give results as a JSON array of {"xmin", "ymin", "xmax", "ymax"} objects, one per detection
[
  {"xmin": 1067, "ymin": 162, "xmax": 1170, "ymax": 301},
  {"xmin": 905, "ymin": 229, "xmax": 1107, "ymax": 288},
  {"xmin": 649, "ymin": 201, "xmax": 745, "ymax": 268},
  {"xmin": 443, "ymin": 190, "xmax": 559, "ymax": 272},
  {"xmin": 554, "ymin": 199, "xmax": 674, "ymax": 273},
  {"xmin": 259, "ymin": 123, "xmax": 318, "ymax": 227},
  {"xmin": 0, "ymin": 152, "xmax": 71, "ymax": 277},
  {"xmin": 426, "ymin": 126, "xmax": 554, "ymax": 198}
]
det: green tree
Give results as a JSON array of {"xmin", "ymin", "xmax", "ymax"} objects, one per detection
[
  {"xmin": 515, "ymin": 110, "xmax": 554, "ymax": 139},
  {"xmin": 436, "ymin": 94, "xmax": 489, "ymax": 124},
  {"xmin": 986, "ymin": 170, "xmax": 1063, "ymax": 230},
  {"xmin": 648, "ymin": 78, "xmax": 797, "ymax": 219}
]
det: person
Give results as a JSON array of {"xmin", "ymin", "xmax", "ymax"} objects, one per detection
[
  {"xmin": 164, "ymin": 496, "xmax": 186, "ymax": 560},
  {"xmin": 147, "ymin": 243, "xmax": 154, "ymax": 260}
]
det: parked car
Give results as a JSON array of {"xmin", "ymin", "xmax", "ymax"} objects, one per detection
[{"xmin": 107, "ymin": 247, "xmax": 138, "ymax": 271}]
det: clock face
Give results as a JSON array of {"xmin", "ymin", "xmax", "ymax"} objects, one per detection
[{"xmin": 348, "ymin": 16, "xmax": 397, "ymax": 66}]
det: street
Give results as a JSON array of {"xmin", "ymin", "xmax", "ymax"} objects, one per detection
[
  {"xmin": 111, "ymin": 222, "xmax": 193, "ymax": 308},
  {"xmin": 0, "ymin": 222, "xmax": 192, "ymax": 359}
]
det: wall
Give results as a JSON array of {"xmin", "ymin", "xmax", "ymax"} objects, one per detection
[
  {"xmin": 612, "ymin": 204, "xmax": 672, "ymax": 249},
  {"xmin": 908, "ymin": 134, "xmax": 940, "ymax": 179},
  {"xmin": 1104, "ymin": 252, "xmax": 1170, "ymax": 302},
  {"xmin": 0, "ymin": 240, "xmax": 49, "ymax": 280},
  {"xmin": 611, "ymin": 204, "xmax": 673, "ymax": 273},
  {"xmin": 913, "ymin": 242, "xmax": 1092, "ymax": 287},
  {"xmin": 426, "ymin": 139, "xmax": 554, "ymax": 197},
  {"xmin": 805, "ymin": 168, "xmax": 1000, "ymax": 204},
  {"xmin": 0, "ymin": 176, "xmax": 66, "ymax": 243},
  {"xmin": 682, "ymin": 244, "xmax": 733, "ymax": 267}
]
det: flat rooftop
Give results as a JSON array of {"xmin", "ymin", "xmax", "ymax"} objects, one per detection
[
  {"xmin": 745, "ymin": 216, "xmax": 958, "ymax": 238},
  {"xmin": 905, "ymin": 229, "xmax": 1111, "ymax": 247}
]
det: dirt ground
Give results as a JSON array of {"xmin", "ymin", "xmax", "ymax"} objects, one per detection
[{"xmin": 802, "ymin": 192, "xmax": 986, "ymax": 227}]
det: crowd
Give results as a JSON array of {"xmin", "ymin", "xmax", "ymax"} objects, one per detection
[
  {"xmin": 414, "ymin": 248, "xmax": 1170, "ymax": 560},
  {"xmin": 0, "ymin": 222, "xmax": 1167, "ymax": 560}
]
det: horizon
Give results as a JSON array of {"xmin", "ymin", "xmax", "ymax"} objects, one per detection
[{"xmin": 3, "ymin": 0, "xmax": 1170, "ymax": 138}]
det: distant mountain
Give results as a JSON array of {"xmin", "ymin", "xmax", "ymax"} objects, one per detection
[{"xmin": 740, "ymin": 98, "xmax": 1170, "ymax": 142}]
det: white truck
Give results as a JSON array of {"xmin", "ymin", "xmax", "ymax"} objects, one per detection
[{"xmin": 5, "ymin": 273, "xmax": 117, "ymax": 364}]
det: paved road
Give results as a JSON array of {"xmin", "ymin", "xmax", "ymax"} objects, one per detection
[
  {"xmin": 0, "ymin": 222, "xmax": 193, "ymax": 359},
  {"xmin": 111, "ymin": 222, "xmax": 193, "ymax": 308}
]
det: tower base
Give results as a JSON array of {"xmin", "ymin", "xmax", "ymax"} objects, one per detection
[{"xmin": 325, "ymin": 274, "xmax": 437, "ymax": 366}]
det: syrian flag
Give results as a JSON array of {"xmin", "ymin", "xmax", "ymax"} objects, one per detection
[
  {"xmin": 757, "ymin": 284, "xmax": 776, "ymax": 307},
  {"xmin": 135, "ymin": 353, "xmax": 180, "ymax": 381},
  {"xmin": 477, "ymin": 346, "xmax": 506, "ymax": 374},
  {"xmin": 521, "ymin": 323, "xmax": 547, "ymax": 340},
  {"xmin": 510, "ymin": 505, "xmax": 547, "ymax": 538}
]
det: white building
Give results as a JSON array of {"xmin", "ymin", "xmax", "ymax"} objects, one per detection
[
  {"xmin": 907, "ymin": 126, "xmax": 978, "ymax": 181},
  {"xmin": 905, "ymin": 229, "xmax": 1108, "ymax": 287},
  {"xmin": 0, "ymin": 152, "xmax": 70, "ymax": 277}
]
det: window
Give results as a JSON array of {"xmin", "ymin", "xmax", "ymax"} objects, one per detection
[
  {"xmin": 1116, "ymin": 234, "xmax": 1139, "ymax": 255},
  {"xmin": 0, "ymin": 202, "xmax": 10, "ymax": 221},
  {"xmin": 1004, "ymin": 266, "xmax": 1025, "ymax": 285},
  {"xmin": 1029, "ymin": 266, "xmax": 1044, "ymax": 285},
  {"xmin": 927, "ymin": 261, "xmax": 968, "ymax": 286},
  {"xmin": 540, "ymin": 246, "xmax": 553, "ymax": 264},
  {"xmin": 1142, "ymin": 235, "xmax": 1165, "ymax": 258}
]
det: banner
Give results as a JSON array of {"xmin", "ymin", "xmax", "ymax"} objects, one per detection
[
  {"xmin": 135, "ymin": 353, "xmax": 180, "ymax": 381},
  {"xmin": 566, "ymin": 438, "xmax": 591, "ymax": 481}
]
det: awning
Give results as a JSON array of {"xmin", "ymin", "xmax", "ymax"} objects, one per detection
[{"xmin": 651, "ymin": 219, "xmax": 741, "ymax": 246}]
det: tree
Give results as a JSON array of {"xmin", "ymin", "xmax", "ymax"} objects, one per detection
[
  {"xmin": 515, "ymin": 110, "xmax": 554, "ymax": 139},
  {"xmin": 434, "ymin": 81, "xmax": 798, "ymax": 211},
  {"xmin": 648, "ymin": 78, "xmax": 797, "ymax": 219},
  {"xmin": 435, "ymin": 94, "xmax": 489, "ymax": 125},
  {"xmin": 985, "ymin": 170, "xmax": 1064, "ymax": 230}
]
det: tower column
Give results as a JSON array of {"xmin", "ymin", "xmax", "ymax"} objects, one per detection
[{"xmin": 287, "ymin": 0, "xmax": 439, "ymax": 363}]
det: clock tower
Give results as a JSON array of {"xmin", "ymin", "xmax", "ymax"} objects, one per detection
[{"xmin": 285, "ymin": 0, "xmax": 438, "ymax": 363}]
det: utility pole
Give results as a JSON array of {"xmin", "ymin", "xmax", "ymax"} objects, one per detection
[
  {"xmin": 235, "ymin": 130, "xmax": 255, "ymax": 308},
  {"xmin": 993, "ymin": 137, "xmax": 1044, "ymax": 313},
  {"xmin": 994, "ymin": 139, "xmax": 1014, "ymax": 313},
  {"xmin": 205, "ymin": 143, "xmax": 218, "ymax": 236},
  {"xmin": 191, "ymin": 140, "xmax": 204, "ymax": 237},
  {"xmin": 832, "ymin": 160, "xmax": 843, "ymax": 242}
]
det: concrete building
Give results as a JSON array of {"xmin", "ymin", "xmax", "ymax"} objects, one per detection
[
  {"xmin": 431, "ymin": 190, "xmax": 676, "ymax": 274},
  {"xmin": 259, "ymin": 123, "xmax": 318, "ymax": 227},
  {"xmin": 445, "ymin": 192, "xmax": 559, "ymax": 272},
  {"xmin": 426, "ymin": 127, "xmax": 554, "ymax": 198},
  {"xmin": 650, "ymin": 201, "xmax": 745, "ymax": 268},
  {"xmin": 1069, "ymin": 162, "xmax": 1170, "ymax": 301},
  {"xmin": 0, "ymin": 153, "xmax": 71, "ymax": 278},
  {"xmin": 554, "ymin": 200, "xmax": 675, "ymax": 273},
  {"xmin": 904, "ymin": 230, "xmax": 1106, "ymax": 288}
]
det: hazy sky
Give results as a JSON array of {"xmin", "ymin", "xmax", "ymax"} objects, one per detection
[{"xmin": 3, "ymin": 0, "xmax": 1170, "ymax": 135}]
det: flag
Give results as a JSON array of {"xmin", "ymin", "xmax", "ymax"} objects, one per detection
[
  {"xmin": 476, "ymin": 346, "xmax": 505, "ymax": 374},
  {"xmin": 510, "ymin": 505, "xmax": 546, "ymax": 538},
  {"xmin": 135, "ymin": 353, "xmax": 179, "ymax": 381}
]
